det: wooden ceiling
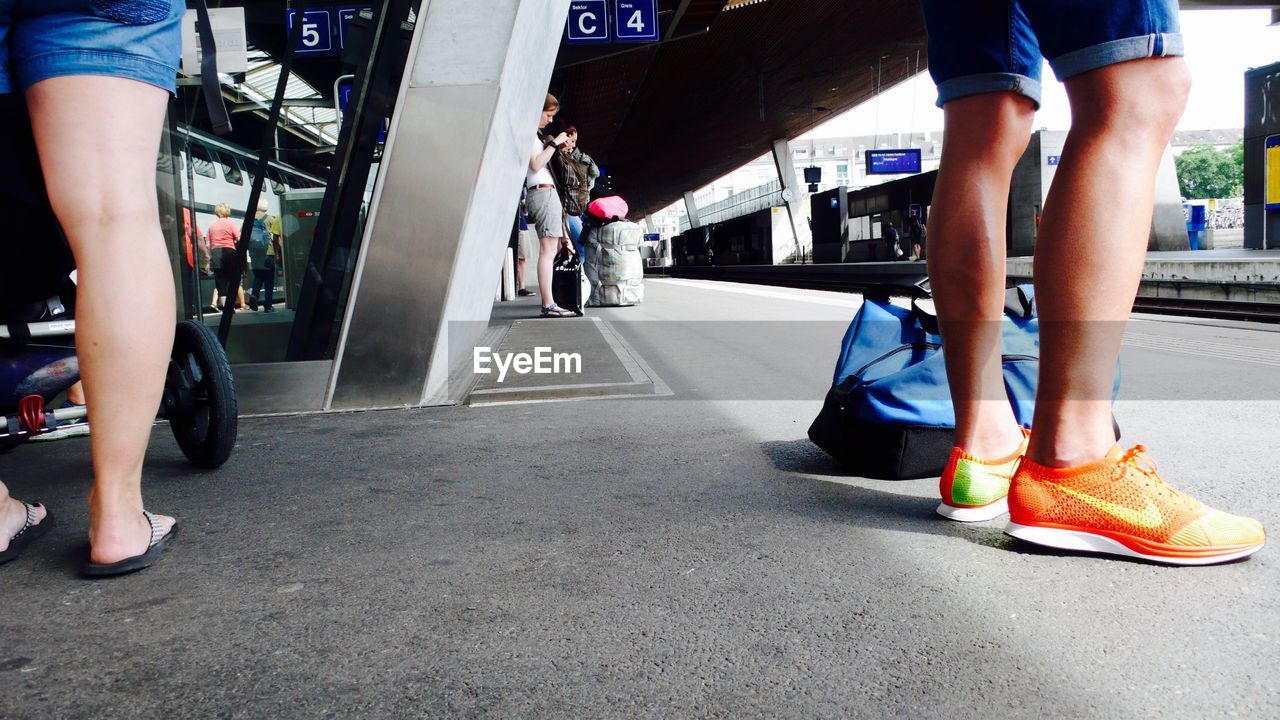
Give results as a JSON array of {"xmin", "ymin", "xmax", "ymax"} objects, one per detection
[{"xmin": 550, "ymin": 0, "xmax": 929, "ymax": 216}]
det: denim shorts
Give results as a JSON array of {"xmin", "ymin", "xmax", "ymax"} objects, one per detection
[
  {"xmin": 921, "ymin": 0, "xmax": 1184, "ymax": 108},
  {"xmin": 0, "ymin": 0, "xmax": 184, "ymax": 95}
]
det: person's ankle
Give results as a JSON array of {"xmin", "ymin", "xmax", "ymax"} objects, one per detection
[
  {"xmin": 1025, "ymin": 433, "xmax": 1116, "ymax": 469},
  {"xmin": 957, "ymin": 426, "xmax": 1026, "ymax": 462}
]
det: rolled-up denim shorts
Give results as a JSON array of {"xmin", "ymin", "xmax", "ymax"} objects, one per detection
[
  {"xmin": 0, "ymin": 0, "xmax": 184, "ymax": 95},
  {"xmin": 920, "ymin": 0, "xmax": 1183, "ymax": 108}
]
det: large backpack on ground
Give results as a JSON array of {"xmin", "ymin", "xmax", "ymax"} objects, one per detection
[
  {"xmin": 807, "ymin": 285, "xmax": 1117, "ymax": 479},
  {"xmin": 584, "ymin": 219, "xmax": 644, "ymax": 307}
]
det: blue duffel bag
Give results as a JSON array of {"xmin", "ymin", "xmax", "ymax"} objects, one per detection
[{"xmin": 808, "ymin": 284, "xmax": 1112, "ymax": 479}]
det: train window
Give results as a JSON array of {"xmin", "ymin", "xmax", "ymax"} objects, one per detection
[
  {"xmin": 189, "ymin": 144, "xmax": 217, "ymax": 179},
  {"xmin": 213, "ymin": 150, "xmax": 243, "ymax": 185},
  {"xmin": 267, "ymin": 168, "xmax": 287, "ymax": 194}
]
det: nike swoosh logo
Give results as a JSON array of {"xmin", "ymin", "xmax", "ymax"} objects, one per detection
[{"xmin": 1058, "ymin": 486, "xmax": 1164, "ymax": 529}]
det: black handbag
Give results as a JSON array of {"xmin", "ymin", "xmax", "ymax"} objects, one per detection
[{"xmin": 551, "ymin": 248, "xmax": 584, "ymax": 316}]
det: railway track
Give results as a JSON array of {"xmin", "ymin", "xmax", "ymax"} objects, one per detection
[{"xmin": 650, "ymin": 265, "xmax": 1280, "ymax": 324}]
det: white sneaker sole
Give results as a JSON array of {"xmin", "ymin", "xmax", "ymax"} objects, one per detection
[
  {"xmin": 1005, "ymin": 522, "xmax": 1265, "ymax": 566},
  {"xmin": 936, "ymin": 497, "xmax": 1008, "ymax": 522}
]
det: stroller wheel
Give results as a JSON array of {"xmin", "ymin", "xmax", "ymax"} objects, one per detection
[{"xmin": 167, "ymin": 320, "xmax": 237, "ymax": 468}]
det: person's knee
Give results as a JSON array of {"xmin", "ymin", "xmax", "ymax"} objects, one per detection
[
  {"xmin": 1068, "ymin": 58, "xmax": 1190, "ymax": 142},
  {"xmin": 941, "ymin": 92, "xmax": 1035, "ymax": 168},
  {"xmin": 52, "ymin": 182, "xmax": 160, "ymax": 239}
]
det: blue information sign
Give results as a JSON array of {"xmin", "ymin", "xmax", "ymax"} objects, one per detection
[
  {"xmin": 338, "ymin": 8, "xmax": 371, "ymax": 49},
  {"xmin": 566, "ymin": 1, "xmax": 610, "ymax": 44},
  {"xmin": 286, "ymin": 9, "xmax": 335, "ymax": 56},
  {"xmin": 865, "ymin": 149, "xmax": 922, "ymax": 175},
  {"xmin": 614, "ymin": 0, "xmax": 658, "ymax": 42},
  {"xmin": 337, "ymin": 78, "xmax": 353, "ymax": 114},
  {"xmin": 335, "ymin": 76, "xmax": 387, "ymax": 144}
]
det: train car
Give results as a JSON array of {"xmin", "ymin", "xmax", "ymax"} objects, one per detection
[
  {"xmin": 156, "ymin": 125, "xmax": 327, "ymax": 318},
  {"xmin": 170, "ymin": 124, "xmax": 325, "ymax": 232}
]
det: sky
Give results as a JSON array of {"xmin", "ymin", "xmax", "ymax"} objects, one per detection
[{"xmin": 799, "ymin": 9, "xmax": 1280, "ymax": 140}]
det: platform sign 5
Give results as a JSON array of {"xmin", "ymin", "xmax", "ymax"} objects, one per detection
[
  {"xmin": 567, "ymin": 1, "xmax": 610, "ymax": 44},
  {"xmin": 614, "ymin": 0, "xmax": 658, "ymax": 42},
  {"xmin": 286, "ymin": 9, "xmax": 334, "ymax": 56}
]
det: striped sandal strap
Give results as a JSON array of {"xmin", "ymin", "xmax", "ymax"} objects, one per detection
[{"xmin": 143, "ymin": 510, "xmax": 167, "ymax": 548}]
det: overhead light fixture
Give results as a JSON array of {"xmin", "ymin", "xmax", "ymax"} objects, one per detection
[{"xmin": 724, "ymin": 0, "xmax": 769, "ymax": 11}]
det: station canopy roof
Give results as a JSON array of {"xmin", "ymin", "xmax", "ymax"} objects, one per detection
[{"xmin": 552, "ymin": 0, "xmax": 930, "ymax": 216}]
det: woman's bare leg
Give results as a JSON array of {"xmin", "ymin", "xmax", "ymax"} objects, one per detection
[
  {"xmin": 537, "ymin": 235, "xmax": 558, "ymax": 307},
  {"xmin": 26, "ymin": 75, "xmax": 176, "ymax": 564}
]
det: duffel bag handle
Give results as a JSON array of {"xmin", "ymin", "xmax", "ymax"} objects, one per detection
[{"xmin": 909, "ymin": 284, "xmax": 1034, "ymax": 336}]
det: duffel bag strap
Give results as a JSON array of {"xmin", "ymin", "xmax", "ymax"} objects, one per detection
[
  {"xmin": 1004, "ymin": 285, "xmax": 1034, "ymax": 318},
  {"xmin": 910, "ymin": 284, "xmax": 1033, "ymax": 334}
]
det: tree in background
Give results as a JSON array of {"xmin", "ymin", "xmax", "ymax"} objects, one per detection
[{"xmin": 1175, "ymin": 142, "xmax": 1244, "ymax": 199}]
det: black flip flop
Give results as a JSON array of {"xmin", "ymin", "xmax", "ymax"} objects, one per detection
[
  {"xmin": 0, "ymin": 503, "xmax": 53, "ymax": 566},
  {"xmin": 82, "ymin": 511, "xmax": 177, "ymax": 578}
]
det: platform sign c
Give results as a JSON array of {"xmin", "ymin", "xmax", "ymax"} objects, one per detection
[
  {"xmin": 286, "ymin": 9, "xmax": 335, "ymax": 56},
  {"xmin": 567, "ymin": 0, "xmax": 610, "ymax": 44},
  {"xmin": 614, "ymin": 0, "xmax": 658, "ymax": 42}
]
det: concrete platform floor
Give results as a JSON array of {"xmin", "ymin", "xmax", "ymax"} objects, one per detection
[{"xmin": 2, "ymin": 279, "xmax": 1278, "ymax": 718}]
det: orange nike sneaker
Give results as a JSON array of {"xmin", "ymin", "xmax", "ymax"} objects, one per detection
[
  {"xmin": 936, "ymin": 430, "xmax": 1029, "ymax": 522},
  {"xmin": 1006, "ymin": 444, "xmax": 1266, "ymax": 565}
]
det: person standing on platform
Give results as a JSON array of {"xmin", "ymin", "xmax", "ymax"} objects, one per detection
[
  {"xmin": 206, "ymin": 202, "xmax": 243, "ymax": 312},
  {"xmin": 921, "ymin": 0, "xmax": 1264, "ymax": 563},
  {"xmin": 527, "ymin": 93, "xmax": 575, "ymax": 318},
  {"xmin": 552, "ymin": 126, "xmax": 600, "ymax": 258},
  {"xmin": 908, "ymin": 213, "xmax": 926, "ymax": 261},
  {"xmin": 882, "ymin": 220, "xmax": 901, "ymax": 261},
  {"xmin": 248, "ymin": 199, "xmax": 277, "ymax": 312},
  {"xmin": 0, "ymin": 0, "xmax": 184, "ymax": 575},
  {"xmin": 512, "ymin": 195, "xmax": 535, "ymax": 297}
]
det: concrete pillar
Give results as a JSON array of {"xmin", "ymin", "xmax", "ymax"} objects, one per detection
[
  {"xmin": 326, "ymin": 0, "xmax": 569, "ymax": 409},
  {"xmin": 683, "ymin": 191, "xmax": 702, "ymax": 229},
  {"xmin": 644, "ymin": 216, "xmax": 657, "ymax": 234},
  {"xmin": 1149, "ymin": 146, "xmax": 1189, "ymax": 251},
  {"xmin": 771, "ymin": 138, "xmax": 813, "ymax": 261}
]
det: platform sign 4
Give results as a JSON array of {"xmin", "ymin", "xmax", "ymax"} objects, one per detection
[
  {"xmin": 614, "ymin": 0, "xmax": 658, "ymax": 42},
  {"xmin": 286, "ymin": 8, "xmax": 335, "ymax": 56},
  {"xmin": 567, "ymin": 0, "xmax": 610, "ymax": 44}
]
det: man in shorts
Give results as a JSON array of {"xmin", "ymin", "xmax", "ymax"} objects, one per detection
[
  {"xmin": 0, "ymin": 0, "xmax": 184, "ymax": 576},
  {"xmin": 923, "ymin": 0, "xmax": 1265, "ymax": 564}
]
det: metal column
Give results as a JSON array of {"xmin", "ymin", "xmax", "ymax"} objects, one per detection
[
  {"xmin": 326, "ymin": 0, "xmax": 569, "ymax": 409},
  {"xmin": 771, "ymin": 138, "xmax": 812, "ymax": 257},
  {"xmin": 683, "ymin": 191, "xmax": 702, "ymax": 229}
]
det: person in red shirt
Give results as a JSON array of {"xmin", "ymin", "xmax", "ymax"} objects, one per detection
[{"xmin": 206, "ymin": 202, "xmax": 244, "ymax": 311}]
